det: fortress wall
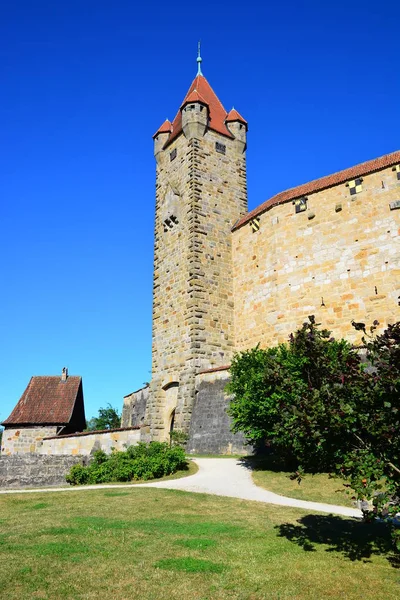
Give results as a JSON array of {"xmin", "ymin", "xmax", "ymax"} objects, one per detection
[
  {"xmin": 1, "ymin": 426, "xmax": 58, "ymax": 455},
  {"xmin": 39, "ymin": 427, "xmax": 141, "ymax": 456},
  {"xmin": 233, "ymin": 165, "xmax": 400, "ymax": 350},
  {"xmin": 0, "ymin": 454, "xmax": 84, "ymax": 489},
  {"xmin": 187, "ymin": 369, "xmax": 249, "ymax": 455},
  {"xmin": 121, "ymin": 386, "xmax": 149, "ymax": 427}
]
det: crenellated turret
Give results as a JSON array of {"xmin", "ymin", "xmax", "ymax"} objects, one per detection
[
  {"xmin": 153, "ymin": 119, "xmax": 171, "ymax": 163},
  {"xmin": 225, "ymin": 109, "xmax": 247, "ymax": 153},
  {"xmin": 181, "ymin": 90, "xmax": 209, "ymax": 140}
]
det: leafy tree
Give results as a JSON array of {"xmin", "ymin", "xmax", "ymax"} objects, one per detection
[
  {"xmin": 86, "ymin": 403, "xmax": 121, "ymax": 431},
  {"xmin": 228, "ymin": 318, "xmax": 400, "ymax": 549}
]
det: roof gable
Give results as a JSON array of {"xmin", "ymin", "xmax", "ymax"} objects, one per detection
[{"xmin": 2, "ymin": 375, "xmax": 83, "ymax": 426}]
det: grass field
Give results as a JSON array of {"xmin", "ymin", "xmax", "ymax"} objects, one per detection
[
  {"xmin": 0, "ymin": 486, "xmax": 399, "ymax": 600},
  {"xmin": 247, "ymin": 457, "xmax": 354, "ymax": 508}
]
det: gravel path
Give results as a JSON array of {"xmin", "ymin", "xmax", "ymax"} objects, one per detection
[{"xmin": 0, "ymin": 458, "xmax": 361, "ymax": 518}]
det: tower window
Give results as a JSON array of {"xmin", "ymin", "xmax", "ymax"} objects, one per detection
[
  {"xmin": 170, "ymin": 148, "xmax": 177, "ymax": 162},
  {"xmin": 216, "ymin": 142, "xmax": 226, "ymax": 154},
  {"xmin": 163, "ymin": 214, "xmax": 179, "ymax": 232},
  {"xmin": 346, "ymin": 178, "xmax": 363, "ymax": 195},
  {"xmin": 294, "ymin": 198, "xmax": 307, "ymax": 213},
  {"xmin": 249, "ymin": 217, "xmax": 260, "ymax": 232},
  {"xmin": 392, "ymin": 165, "xmax": 400, "ymax": 180}
]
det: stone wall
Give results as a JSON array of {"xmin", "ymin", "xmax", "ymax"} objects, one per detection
[
  {"xmin": 233, "ymin": 164, "xmax": 400, "ymax": 350},
  {"xmin": 0, "ymin": 454, "xmax": 84, "ymax": 489},
  {"xmin": 187, "ymin": 368, "xmax": 250, "ymax": 455},
  {"xmin": 121, "ymin": 386, "xmax": 149, "ymax": 427},
  {"xmin": 1, "ymin": 426, "xmax": 58, "ymax": 455},
  {"xmin": 39, "ymin": 426, "xmax": 141, "ymax": 456}
]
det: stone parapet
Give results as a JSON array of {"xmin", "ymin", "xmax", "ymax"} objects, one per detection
[
  {"xmin": 0, "ymin": 454, "xmax": 85, "ymax": 489},
  {"xmin": 40, "ymin": 426, "xmax": 142, "ymax": 456}
]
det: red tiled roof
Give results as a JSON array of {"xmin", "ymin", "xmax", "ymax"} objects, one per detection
[
  {"xmin": 232, "ymin": 150, "xmax": 400, "ymax": 231},
  {"xmin": 166, "ymin": 74, "xmax": 234, "ymax": 146},
  {"xmin": 226, "ymin": 108, "xmax": 247, "ymax": 126},
  {"xmin": 181, "ymin": 89, "xmax": 208, "ymax": 106},
  {"xmin": 2, "ymin": 376, "xmax": 82, "ymax": 425},
  {"xmin": 153, "ymin": 119, "xmax": 172, "ymax": 139}
]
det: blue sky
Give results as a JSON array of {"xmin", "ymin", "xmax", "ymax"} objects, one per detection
[{"xmin": 0, "ymin": 1, "xmax": 398, "ymax": 423}]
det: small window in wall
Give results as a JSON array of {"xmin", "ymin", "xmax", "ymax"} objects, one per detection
[
  {"xmin": 392, "ymin": 164, "xmax": 400, "ymax": 180},
  {"xmin": 249, "ymin": 217, "xmax": 260, "ymax": 232},
  {"xmin": 216, "ymin": 142, "xmax": 226, "ymax": 154},
  {"xmin": 294, "ymin": 197, "xmax": 307, "ymax": 213},
  {"xmin": 163, "ymin": 214, "xmax": 179, "ymax": 232},
  {"xmin": 346, "ymin": 178, "xmax": 363, "ymax": 195},
  {"xmin": 170, "ymin": 148, "xmax": 177, "ymax": 162}
]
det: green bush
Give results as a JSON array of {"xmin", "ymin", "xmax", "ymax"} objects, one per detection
[{"xmin": 66, "ymin": 442, "xmax": 187, "ymax": 485}]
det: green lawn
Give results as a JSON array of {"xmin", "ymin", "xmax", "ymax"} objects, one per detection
[
  {"xmin": 248, "ymin": 457, "xmax": 355, "ymax": 508},
  {"xmin": 0, "ymin": 487, "xmax": 399, "ymax": 599}
]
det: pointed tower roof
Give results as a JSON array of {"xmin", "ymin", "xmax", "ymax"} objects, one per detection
[
  {"xmin": 226, "ymin": 108, "xmax": 248, "ymax": 128},
  {"xmin": 153, "ymin": 119, "xmax": 172, "ymax": 139},
  {"xmin": 166, "ymin": 74, "xmax": 234, "ymax": 147}
]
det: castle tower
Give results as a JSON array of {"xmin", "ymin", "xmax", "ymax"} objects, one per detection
[{"xmin": 147, "ymin": 50, "xmax": 248, "ymax": 440}]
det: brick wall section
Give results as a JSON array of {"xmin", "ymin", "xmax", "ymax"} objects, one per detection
[
  {"xmin": 121, "ymin": 386, "xmax": 149, "ymax": 427},
  {"xmin": 148, "ymin": 111, "xmax": 248, "ymax": 440},
  {"xmin": 187, "ymin": 370, "xmax": 250, "ymax": 455},
  {"xmin": 39, "ymin": 427, "xmax": 141, "ymax": 456},
  {"xmin": 233, "ymin": 165, "xmax": 400, "ymax": 349},
  {"xmin": 1, "ymin": 426, "xmax": 58, "ymax": 455},
  {"xmin": 0, "ymin": 455, "xmax": 85, "ymax": 489}
]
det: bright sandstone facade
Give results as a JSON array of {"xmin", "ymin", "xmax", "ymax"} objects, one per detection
[{"xmin": 123, "ymin": 61, "xmax": 400, "ymax": 448}]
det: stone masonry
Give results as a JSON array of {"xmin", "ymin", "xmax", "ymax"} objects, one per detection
[
  {"xmin": 0, "ymin": 454, "xmax": 85, "ymax": 489},
  {"xmin": 1, "ymin": 426, "xmax": 58, "ymax": 455},
  {"xmin": 233, "ymin": 164, "xmax": 400, "ymax": 349}
]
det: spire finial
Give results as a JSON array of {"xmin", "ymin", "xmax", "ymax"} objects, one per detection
[{"xmin": 197, "ymin": 41, "xmax": 203, "ymax": 76}]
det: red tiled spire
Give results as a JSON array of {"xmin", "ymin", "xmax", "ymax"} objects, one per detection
[
  {"xmin": 153, "ymin": 119, "xmax": 172, "ymax": 139},
  {"xmin": 226, "ymin": 108, "xmax": 247, "ymax": 128},
  {"xmin": 166, "ymin": 74, "xmax": 234, "ymax": 146}
]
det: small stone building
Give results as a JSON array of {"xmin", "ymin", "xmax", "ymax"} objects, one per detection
[{"xmin": 1, "ymin": 368, "xmax": 86, "ymax": 455}]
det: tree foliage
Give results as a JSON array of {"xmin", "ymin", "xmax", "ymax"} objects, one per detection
[
  {"xmin": 86, "ymin": 403, "xmax": 121, "ymax": 431},
  {"xmin": 228, "ymin": 317, "xmax": 400, "ymax": 548}
]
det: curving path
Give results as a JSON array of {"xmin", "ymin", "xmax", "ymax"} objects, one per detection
[{"xmin": 0, "ymin": 458, "xmax": 361, "ymax": 518}]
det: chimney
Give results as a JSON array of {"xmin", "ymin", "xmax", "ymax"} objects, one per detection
[{"xmin": 61, "ymin": 367, "xmax": 68, "ymax": 382}]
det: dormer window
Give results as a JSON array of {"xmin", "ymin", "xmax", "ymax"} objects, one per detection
[
  {"xmin": 346, "ymin": 178, "xmax": 363, "ymax": 195},
  {"xmin": 294, "ymin": 198, "xmax": 307, "ymax": 213}
]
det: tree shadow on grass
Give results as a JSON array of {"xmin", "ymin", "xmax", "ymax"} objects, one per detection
[{"xmin": 275, "ymin": 514, "xmax": 400, "ymax": 567}]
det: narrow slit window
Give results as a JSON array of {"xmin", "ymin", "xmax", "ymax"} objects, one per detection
[{"xmin": 170, "ymin": 148, "xmax": 177, "ymax": 162}]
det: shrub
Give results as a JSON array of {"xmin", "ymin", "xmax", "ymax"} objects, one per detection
[{"xmin": 66, "ymin": 442, "xmax": 187, "ymax": 485}]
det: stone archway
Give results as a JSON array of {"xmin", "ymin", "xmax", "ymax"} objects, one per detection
[{"xmin": 162, "ymin": 382, "xmax": 179, "ymax": 441}]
